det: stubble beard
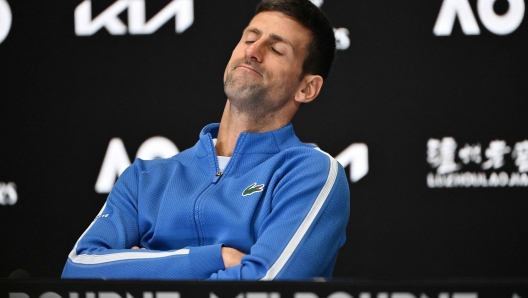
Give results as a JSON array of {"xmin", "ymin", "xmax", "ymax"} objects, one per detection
[
  {"xmin": 223, "ymin": 59, "xmax": 298, "ymax": 122},
  {"xmin": 224, "ymin": 67, "xmax": 271, "ymax": 119}
]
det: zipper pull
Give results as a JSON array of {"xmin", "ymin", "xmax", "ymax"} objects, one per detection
[{"xmin": 212, "ymin": 171, "xmax": 223, "ymax": 184}]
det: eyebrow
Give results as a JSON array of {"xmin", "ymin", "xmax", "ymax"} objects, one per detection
[
  {"xmin": 246, "ymin": 27, "xmax": 261, "ymax": 36},
  {"xmin": 270, "ymin": 33, "xmax": 294, "ymax": 49},
  {"xmin": 245, "ymin": 27, "xmax": 294, "ymax": 50}
]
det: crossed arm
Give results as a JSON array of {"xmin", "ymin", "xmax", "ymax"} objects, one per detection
[
  {"xmin": 131, "ymin": 246, "xmax": 245, "ymax": 268},
  {"xmin": 62, "ymin": 155, "xmax": 349, "ymax": 280}
]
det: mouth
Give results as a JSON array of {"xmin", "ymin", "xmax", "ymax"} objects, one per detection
[{"xmin": 236, "ymin": 65, "xmax": 263, "ymax": 77}]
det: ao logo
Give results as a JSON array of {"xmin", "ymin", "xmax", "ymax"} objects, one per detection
[
  {"xmin": 309, "ymin": 0, "xmax": 350, "ymax": 50},
  {"xmin": 75, "ymin": 0, "xmax": 194, "ymax": 36},
  {"xmin": 335, "ymin": 143, "xmax": 369, "ymax": 183},
  {"xmin": 0, "ymin": 182, "xmax": 17, "ymax": 205},
  {"xmin": 95, "ymin": 137, "xmax": 369, "ymax": 193},
  {"xmin": 309, "ymin": 0, "xmax": 324, "ymax": 8},
  {"xmin": 0, "ymin": 0, "xmax": 12, "ymax": 44},
  {"xmin": 434, "ymin": 0, "xmax": 525, "ymax": 35},
  {"xmin": 95, "ymin": 136, "xmax": 179, "ymax": 193},
  {"xmin": 334, "ymin": 28, "xmax": 350, "ymax": 50}
]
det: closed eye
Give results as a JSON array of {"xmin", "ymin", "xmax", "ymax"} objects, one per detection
[{"xmin": 271, "ymin": 47, "xmax": 283, "ymax": 56}]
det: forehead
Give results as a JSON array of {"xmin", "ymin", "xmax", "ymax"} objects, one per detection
[{"xmin": 246, "ymin": 11, "xmax": 312, "ymax": 49}]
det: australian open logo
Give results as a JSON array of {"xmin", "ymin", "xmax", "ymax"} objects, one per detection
[
  {"xmin": 427, "ymin": 137, "xmax": 528, "ymax": 188},
  {"xmin": 0, "ymin": 182, "xmax": 17, "ymax": 205},
  {"xmin": 0, "ymin": 0, "xmax": 12, "ymax": 44}
]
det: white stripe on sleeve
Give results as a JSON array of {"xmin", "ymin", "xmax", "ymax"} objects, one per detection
[
  {"xmin": 260, "ymin": 149, "xmax": 338, "ymax": 280},
  {"xmin": 69, "ymin": 248, "xmax": 190, "ymax": 265},
  {"xmin": 68, "ymin": 202, "xmax": 190, "ymax": 265}
]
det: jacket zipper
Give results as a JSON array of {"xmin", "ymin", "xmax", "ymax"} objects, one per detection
[
  {"xmin": 194, "ymin": 137, "xmax": 225, "ymax": 246},
  {"xmin": 212, "ymin": 171, "xmax": 223, "ymax": 184}
]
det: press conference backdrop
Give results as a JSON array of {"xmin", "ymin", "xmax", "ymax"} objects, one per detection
[{"xmin": 1, "ymin": 0, "xmax": 527, "ymax": 279}]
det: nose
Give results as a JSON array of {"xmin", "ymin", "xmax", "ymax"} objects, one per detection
[{"xmin": 245, "ymin": 40, "xmax": 263, "ymax": 63}]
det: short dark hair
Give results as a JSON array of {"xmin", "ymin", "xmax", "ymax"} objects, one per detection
[{"xmin": 255, "ymin": 0, "xmax": 336, "ymax": 80}]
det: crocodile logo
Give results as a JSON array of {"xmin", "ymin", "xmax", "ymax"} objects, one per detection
[{"xmin": 242, "ymin": 182, "xmax": 264, "ymax": 196}]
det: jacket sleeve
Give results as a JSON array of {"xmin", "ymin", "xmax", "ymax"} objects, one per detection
[
  {"xmin": 61, "ymin": 163, "xmax": 225, "ymax": 280},
  {"xmin": 207, "ymin": 150, "xmax": 350, "ymax": 280}
]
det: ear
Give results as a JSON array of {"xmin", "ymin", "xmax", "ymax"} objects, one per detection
[{"xmin": 294, "ymin": 75, "xmax": 324, "ymax": 104}]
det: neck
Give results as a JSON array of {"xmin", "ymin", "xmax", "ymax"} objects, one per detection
[{"xmin": 215, "ymin": 100, "xmax": 296, "ymax": 157}]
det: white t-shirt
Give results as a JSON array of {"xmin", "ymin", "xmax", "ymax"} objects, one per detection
[{"xmin": 213, "ymin": 138, "xmax": 231, "ymax": 172}]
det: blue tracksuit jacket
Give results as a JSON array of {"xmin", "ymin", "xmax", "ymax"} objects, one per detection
[{"xmin": 62, "ymin": 123, "xmax": 350, "ymax": 280}]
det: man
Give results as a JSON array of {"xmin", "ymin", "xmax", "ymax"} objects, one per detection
[{"xmin": 62, "ymin": 0, "xmax": 350, "ymax": 280}]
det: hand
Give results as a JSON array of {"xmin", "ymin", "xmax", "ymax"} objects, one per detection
[
  {"xmin": 221, "ymin": 247, "xmax": 245, "ymax": 268},
  {"xmin": 131, "ymin": 246, "xmax": 147, "ymax": 250}
]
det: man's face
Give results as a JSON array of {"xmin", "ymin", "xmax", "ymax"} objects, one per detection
[{"xmin": 224, "ymin": 11, "xmax": 312, "ymax": 116}]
